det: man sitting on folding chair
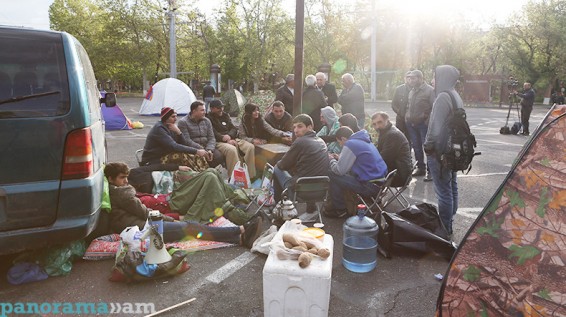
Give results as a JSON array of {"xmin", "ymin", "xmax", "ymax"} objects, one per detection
[{"xmin": 324, "ymin": 126, "xmax": 388, "ymax": 218}]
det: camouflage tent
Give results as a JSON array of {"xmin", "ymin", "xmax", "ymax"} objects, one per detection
[
  {"xmin": 222, "ymin": 89, "xmax": 247, "ymax": 117},
  {"xmin": 436, "ymin": 105, "xmax": 566, "ymax": 316}
]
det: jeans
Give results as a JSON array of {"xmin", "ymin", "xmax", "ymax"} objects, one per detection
[
  {"xmin": 329, "ymin": 172, "xmax": 380, "ymax": 210},
  {"xmin": 427, "ymin": 155, "xmax": 458, "ymax": 234},
  {"xmin": 273, "ymin": 166, "xmax": 294, "ymax": 202},
  {"xmin": 204, "ymin": 97, "xmax": 213, "ymax": 113},
  {"xmin": 406, "ymin": 121, "xmax": 428, "ymax": 169},
  {"xmin": 163, "ymin": 221, "xmax": 241, "ymax": 244}
]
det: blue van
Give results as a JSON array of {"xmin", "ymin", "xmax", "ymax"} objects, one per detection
[{"xmin": 0, "ymin": 26, "xmax": 114, "ymax": 254}]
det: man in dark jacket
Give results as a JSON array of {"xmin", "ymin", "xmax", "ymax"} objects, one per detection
[
  {"xmin": 424, "ymin": 65, "xmax": 462, "ymax": 236},
  {"xmin": 405, "ymin": 69, "xmax": 434, "ymax": 179},
  {"xmin": 316, "ymin": 72, "xmax": 338, "ymax": 108},
  {"xmin": 273, "ymin": 114, "xmax": 329, "ymax": 206},
  {"xmin": 391, "ymin": 71, "xmax": 412, "ymax": 143},
  {"xmin": 202, "ymin": 81, "xmax": 216, "ymax": 112},
  {"xmin": 265, "ymin": 101, "xmax": 293, "ymax": 132},
  {"xmin": 514, "ymin": 82, "xmax": 535, "ymax": 136},
  {"xmin": 302, "ymin": 74, "xmax": 327, "ymax": 131},
  {"xmin": 275, "ymin": 74, "xmax": 295, "ymax": 116},
  {"xmin": 206, "ymin": 99, "xmax": 256, "ymax": 179},
  {"xmin": 338, "ymin": 73, "xmax": 365, "ymax": 129},
  {"xmin": 371, "ymin": 112, "xmax": 412, "ymax": 188},
  {"xmin": 325, "ymin": 127, "xmax": 388, "ymax": 218},
  {"xmin": 141, "ymin": 107, "xmax": 207, "ymax": 166}
]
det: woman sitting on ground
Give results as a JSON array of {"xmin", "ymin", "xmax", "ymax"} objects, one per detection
[
  {"xmin": 104, "ymin": 162, "xmax": 262, "ymax": 248},
  {"xmin": 239, "ymin": 103, "xmax": 290, "ymax": 145}
]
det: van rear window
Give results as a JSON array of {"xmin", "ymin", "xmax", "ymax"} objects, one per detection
[{"xmin": 0, "ymin": 29, "xmax": 70, "ymax": 118}]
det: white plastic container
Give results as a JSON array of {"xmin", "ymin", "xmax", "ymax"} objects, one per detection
[{"xmin": 263, "ymin": 224, "xmax": 334, "ymax": 317}]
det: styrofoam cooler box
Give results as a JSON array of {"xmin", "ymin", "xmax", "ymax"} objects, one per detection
[{"xmin": 263, "ymin": 230, "xmax": 334, "ymax": 317}]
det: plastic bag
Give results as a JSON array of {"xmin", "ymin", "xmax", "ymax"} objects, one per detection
[
  {"xmin": 229, "ymin": 161, "xmax": 251, "ymax": 189},
  {"xmin": 14, "ymin": 240, "xmax": 86, "ymax": 277}
]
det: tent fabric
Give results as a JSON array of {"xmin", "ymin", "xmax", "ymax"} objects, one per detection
[
  {"xmin": 102, "ymin": 103, "xmax": 132, "ymax": 130},
  {"xmin": 436, "ymin": 105, "xmax": 566, "ymax": 316},
  {"xmin": 140, "ymin": 78, "xmax": 196, "ymax": 116},
  {"xmin": 222, "ymin": 89, "xmax": 247, "ymax": 117}
]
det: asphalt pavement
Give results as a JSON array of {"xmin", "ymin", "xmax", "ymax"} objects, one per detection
[{"xmin": 0, "ymin": 97, "xmax": 550, "ymax": 317}]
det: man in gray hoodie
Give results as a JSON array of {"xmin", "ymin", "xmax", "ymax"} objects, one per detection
[{"xmin": 424, "ymin": 65, "xmax": 462, "ymax": 236}]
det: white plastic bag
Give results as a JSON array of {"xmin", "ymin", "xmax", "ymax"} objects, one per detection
[{"xmin": 229, "ymin": 161, "xmax": 251, "ymax": 189}]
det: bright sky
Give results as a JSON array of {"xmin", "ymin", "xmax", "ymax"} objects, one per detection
[{"xmin": 1, "ymin": 0, "xmax": 530, "ymax": 31}]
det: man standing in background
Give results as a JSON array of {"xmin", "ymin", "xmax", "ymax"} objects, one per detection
[
  {"xmin": 275, "ymin": 74, "xmax": 295, "ymax": 116},
  {"xmin": 316, "ymin": 72, "xmax": 338, "ymax": 108},
  {"xmin": 405, "ymin": 70, "xmax": 434, "ymax": 181},
  {"xmin": 514, "ymin": 82, "xmax": 535, "ymax": 136},
  {"xmin": 203, "ymin": 81, "xmax": 216, "ymax": 113},
  {"xmin": 338, "ymin": 73, "xmax": 365, "ymax": 129},
  {"xmin": 391, "ymin": 71, "xmax": 412, "ymax": 143}
]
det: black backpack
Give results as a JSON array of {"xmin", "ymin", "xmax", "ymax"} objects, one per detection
[{"xmin": 440, "ymin": 92, "xmax": 481, "ymax": 173}]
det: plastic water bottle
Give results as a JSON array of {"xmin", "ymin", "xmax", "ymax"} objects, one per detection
[{"xmin": 342, "ymin": 204, "xmax": 378, "ymax": 273}]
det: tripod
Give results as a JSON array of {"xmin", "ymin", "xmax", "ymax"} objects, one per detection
[{"xmin": 500, "ymin": 93, "xmax": 521, "ymax": 134}]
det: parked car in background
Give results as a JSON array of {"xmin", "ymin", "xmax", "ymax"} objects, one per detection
[{"xmin": 0, "ymin": 26, "xmax": 115, "ymax": 254}]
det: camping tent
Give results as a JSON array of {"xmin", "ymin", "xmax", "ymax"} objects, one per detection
[
  {"xmin": 100, "ymin": 91, "xmax": 131, "ymax": 130},
  {"xmin": 436, "ymin": 104, "xmax": 566, "ymax": 316},
  {"xmin": 222, "ymin": 89, "xmax": 247, "ymax": 117},
  {"xmin": 139, "ymin": 78, "xmax": 196, "ymax": 115}
]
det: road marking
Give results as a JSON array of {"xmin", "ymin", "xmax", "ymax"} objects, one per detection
[
  {"xmin": 475, "ymin": 138, "xmax": 525, "ymax": 147},
  {"xmin": 458, "ymin": 172, "xmax": 508, "ymax": 178},
  {"xmin": 205, "ymin": 252, "xmax": 257, "ymax": 284},
  {"xmin": 458, "ymin": 208, "xmax": 483, "ymax": 220}
]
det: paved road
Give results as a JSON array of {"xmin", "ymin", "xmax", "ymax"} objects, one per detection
[{"xmin": 0, "ymin": 98, "xmax": 550, "ymax": 316}]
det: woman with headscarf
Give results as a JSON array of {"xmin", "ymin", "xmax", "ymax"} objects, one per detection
[
  {"xmin": 317, "ymin": 106, "xmax": 342, "ymax": 154},
  {"xmin": 239, "ymin": 103, "xmax": 288, "ymax": 145}
]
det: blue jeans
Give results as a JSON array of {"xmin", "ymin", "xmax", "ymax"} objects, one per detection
[
  {"xmin": 273, "ymin": 166, "xmax": 294, "ymax": 202},
  {"xmin": 406, "ymin": 121, "xmax": 428, "ymax": 169},
  {"xmin": 329, "ymin": 172, "xmax": 380, "ymax": 210},
  {"xmin": 163, "ymin": 221, "xmax": 241, "ymax": 244},
  {"xmin": 427, "ymin": 155, "xmax": 458, "ymax": 234}
]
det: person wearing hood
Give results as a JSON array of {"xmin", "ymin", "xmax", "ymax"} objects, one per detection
[
  {"xmin": 317, "ymin": 106, "xmax": 342, "ymax": 153},
  {"xmin": 324, "ymin": 126, "xmax": 388, "ymax": 218},
  {"xmin": 424, "ymin": 65, "xmax": 462, "ymax": 236}
]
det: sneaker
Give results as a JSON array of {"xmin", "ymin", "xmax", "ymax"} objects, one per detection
[
  {"xmin": 242, "ymin": 217, "xmax": 263, "ymax": 249},
  {"xmin": 299, "ymin": 211, "xmax": 319, "ymax": 223},
  {"xmin": 423, "ymin": 171, "xmax": 433, "ymax": 182},
  {"xmin": 322, "ymin": 208, "xmax": 348, "ymax": 219},
  {"xmin": 412, "ymin": 168, "xmax": 426, "ymax": 177}
]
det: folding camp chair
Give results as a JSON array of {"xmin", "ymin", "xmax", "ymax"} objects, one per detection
[
  {"xmin": 382, "ymin": 164, "xmax": 416, "ymax": 210},
  {"xmin": 243, "ymin": 163, "xmax": 275, "ymax": 217},
  {"xmin": 356, "ymin": 169, "xmax": 397, "ymax": 218},
  {"xmin": 284, "ymin": 176, "xmax": 330, "ymax": 224},
  {"xmin": 135, "ymin": 149, "xmax": 144, "ymax": 167}
]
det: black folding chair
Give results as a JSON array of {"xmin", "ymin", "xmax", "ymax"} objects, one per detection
[
  {"xmin": 383, "ymin": 164, "xmax": 415, "ymax": 210},
  {"xmin": 356, "ymin": 169, "xmax": 397, "ymax": 217},
  {"xmin": 284, "ymin": 176, "xmax": 330, "ymax": 224}
]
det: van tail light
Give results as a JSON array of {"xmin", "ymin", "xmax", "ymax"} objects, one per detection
[{"xmin": 62, "ymin": 128, "xmax": 93, "ymax": 180}]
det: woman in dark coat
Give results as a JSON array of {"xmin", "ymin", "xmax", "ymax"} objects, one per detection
[{"xmin": 239, "ymin": 103, "xmax": 288, "ymax": 145}]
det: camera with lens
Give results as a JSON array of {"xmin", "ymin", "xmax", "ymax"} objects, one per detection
[{"xmin": 506, "ymin": 76, "xmax": 519, "ymax": 90}]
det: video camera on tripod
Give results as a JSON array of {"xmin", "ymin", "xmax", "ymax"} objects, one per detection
[{"xmin": 500, "ymin": 76, "xmax": 522, "ymax": 135}]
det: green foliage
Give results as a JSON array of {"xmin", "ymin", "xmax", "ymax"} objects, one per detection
[
  {"xmin": 462, "ymin": 265, "xmax": 481, "ymax": 282},
  {"xmin": 508, "ymin": 244, "xmax": 541, "ymax": 265},
  {"xmin": 508, "ymin": 189, "xmax": 526, "ymax": 209},
  {"xmin": 537, "ymin": 288, "xmax": 551, "ymax": 300},
  {"xmin": 536, "ymin": 187, "xmax": 552, "ymax": 218}
]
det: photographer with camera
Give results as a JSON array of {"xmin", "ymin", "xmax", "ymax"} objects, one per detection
[{"xmin": 513, "ymin": 82, "xmax": 535, "ymax": 136}]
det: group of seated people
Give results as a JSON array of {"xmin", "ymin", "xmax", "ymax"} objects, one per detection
[{"xmin": 99, "ymin": 97, "xmax": 414, "ymax": 248}]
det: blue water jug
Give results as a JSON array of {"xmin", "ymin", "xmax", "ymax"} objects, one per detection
[{"xmin": 342, "ymin": 204, "xmax": 378, "ymax": 273}]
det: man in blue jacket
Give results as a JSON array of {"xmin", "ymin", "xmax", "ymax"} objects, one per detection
[{"xmin": 325, "ymin": 126, "xmax": 388, "ymax": 218}]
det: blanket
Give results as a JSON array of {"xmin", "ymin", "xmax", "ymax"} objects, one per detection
[{"xmin": 84, "ymin": 217, "xmax": 237, "ymax": 260}]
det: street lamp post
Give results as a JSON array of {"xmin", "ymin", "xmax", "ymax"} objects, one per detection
[{"xmin": 165, "ymin": 0, "xmax": 177, "ymax": 79}]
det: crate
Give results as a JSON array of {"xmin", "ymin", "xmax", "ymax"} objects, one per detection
[{"xmin": 263, "ymin": 226, "xmax": 334, "ymax": 317}]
